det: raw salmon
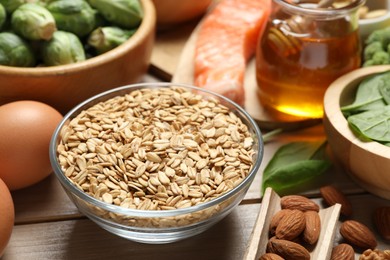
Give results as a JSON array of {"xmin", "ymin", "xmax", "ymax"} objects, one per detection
[{"xmin": 194, "ymin": 0, "xmax": 271, "ymax": 106}]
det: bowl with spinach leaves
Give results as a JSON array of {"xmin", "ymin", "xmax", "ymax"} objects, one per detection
[{"xmin": 323, "ymin": 65, "xmax": 390, "ymax": 200}]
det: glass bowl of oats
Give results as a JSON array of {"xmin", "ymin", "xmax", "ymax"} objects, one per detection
[{"xmin": 49, "ymin": 82, "xmax": 264, "ymax": 244}]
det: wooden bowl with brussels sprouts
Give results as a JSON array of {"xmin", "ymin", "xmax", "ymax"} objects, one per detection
[
  {"xmin": 323, "ymin": 65, "xmax": 390, "ymax": 200},
  {"xmin": 0, "ymin": 0, "xmax": 155, "ymax": 114}
]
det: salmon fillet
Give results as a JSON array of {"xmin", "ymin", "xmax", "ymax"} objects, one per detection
[{"xmin": 194, "ymin": 0, "xmax": 271, "ymax": 106}]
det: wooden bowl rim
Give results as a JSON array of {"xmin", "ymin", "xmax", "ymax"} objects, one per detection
[
  {"xmin": 324, "ymin": 65, "xmax": 390, "ymax": 159},
  {"xmin": 0, "ymin": 0, "xmax": 156, "ymax": 76}
]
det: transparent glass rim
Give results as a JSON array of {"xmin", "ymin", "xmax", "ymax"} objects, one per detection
[
  {"xmin": 49, "ymin": 82, "xmax": 264, "ymax": 218},
  {"xmin": 273, "ymin": 0, "xmax": 366, "ymax": 17}
]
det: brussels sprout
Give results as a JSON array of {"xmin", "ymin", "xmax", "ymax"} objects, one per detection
[
  {"xmin": 88, "ymin": 26, "xmax": 135, "ymax": 54},
  {"xmin": 11, "ymin": 3, "xmax": 56, "ymax": 40},
  {"xmin": 41, "ymin": 30, "xmax": 86, "ymax": 66},
  {"xmin": 0, "ymin": 3, "xmax": 6, "ymax": 29},
  {"xmin": 46, "ymin": 0, "xmax": 97, "ymax": 37},
  {"xmin": 0, "ymin": 0, "xmax": 37, "ymax": 13},
  {"xmin": 0, "ymin": 32, "xmax": 35, "ymax": 67},
  {"xmin": 94, "ymin": 11, "xmax": 107, "ymax": 27},
  {"xmin": 88, "ymin": 0, "xmax": 143, "ymax": 29}
]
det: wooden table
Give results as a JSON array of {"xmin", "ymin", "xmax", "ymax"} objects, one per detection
[{"xmin": 3, "ymin": 23, "xmax": 390, "ymax": 260}]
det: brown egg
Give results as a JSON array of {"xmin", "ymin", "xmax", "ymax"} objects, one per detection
[
  {"xmin": 0, "ymin": 178, "xmax": 14, "ymax": 257},
  {"xmin": 0, "ymin": 101, "xmax": 63, "ymax": 190}
]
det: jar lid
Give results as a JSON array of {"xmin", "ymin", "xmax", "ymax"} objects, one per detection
[{"xmin": 274, "ymin": 0, "xmax": 366, "ymax": 18}]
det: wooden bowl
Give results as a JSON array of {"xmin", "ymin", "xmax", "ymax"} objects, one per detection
[
  {"xmin": 323, "ymin": 65, "xmax": 390, "ymax": 200},
  {"xmin": 152, "ymin": 0, "xmax": 212, "ymax": 27},
  {"xmin": 0, "ymin": 0, "xmax": 156, "ymax": 114}
]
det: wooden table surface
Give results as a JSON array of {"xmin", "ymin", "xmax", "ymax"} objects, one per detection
[{"xmin": 3, "ymin": 22, "xmax": 390, "ymax": 260}]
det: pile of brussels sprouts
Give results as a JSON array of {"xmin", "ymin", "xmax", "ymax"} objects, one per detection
[{"xmin": 0, "ymin": 0, "xmax": 143, "ymax": 67}]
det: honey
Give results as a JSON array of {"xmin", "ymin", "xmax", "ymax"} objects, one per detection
[{"xmin": 256, "ymin": 0, "xmax": 364, "ymax": 119}]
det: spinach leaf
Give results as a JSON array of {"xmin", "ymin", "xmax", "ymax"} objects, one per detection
[
  {"xmin": 347, "ymin": 105, "xmax": 390, "ymax": 142},
  {"xmin": 261, "ymin": 140, "xmax": 330, "ymax": 194},
  {"xmin": 262, "ymin": 160, "xmax": 330, "ymax": 194},
  {"xmin": 341, "ymin": 73, "xmax": 387, "ymax": 114},
  {"xmin": 379, "ymin": 82, "xmax": 390, "ymax": 105}
]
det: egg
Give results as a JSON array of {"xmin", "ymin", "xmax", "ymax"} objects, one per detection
[
  {"xmin": 0, "ymin": 101, "xmax": 63, "ymax": 190},
  {"xmin": 0, "ymin": 178, "xmax": 14, "ymax": 257}
]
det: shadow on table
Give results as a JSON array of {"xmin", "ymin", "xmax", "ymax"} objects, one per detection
[
  {"xmin": 12, "ymin": 174, "xmax": 80, "ymax": 224},
  {"xmin": 64, "ymin": 208, "xmax": 249, "ymax": 260}
]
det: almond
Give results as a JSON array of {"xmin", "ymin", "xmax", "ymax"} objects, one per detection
[
  {"xmin": 340, "ymin": 220, "xmax": 377, "ymax": 250},
  {"xmin": 275, "ymin": 210, "xmax": 305, "ymax": 240},
  {"xmin": 302, "ymin": 210, "xmax": 321, "ymax": 245},
  {"xmin": 269, "ymin": 209, "xmax": 292, "ymax": 236},
  {"xmin": 320, "ymin": 185, "xmax": 353, "ymax": 217},
  {"xmin": 267, "ymin": 238, "xmax": 310, "ymax": 260},
  {"xmin": 373, "ymin": 207, "xmax": 390, "ymax": 240},
  {"xmin": 259, "ymin": 253, "xmax": 284, "ymax": 260},
  {"xmin": 267, "ymin": 236, "xmax": 278, "ymax": 252},
  {"xmin": 280, "ymin": 195, "xmax": 320, "ymax": 212},
  {"xmin": 330, "ymin": 243, "xmax": 354, "ymax": 260}
]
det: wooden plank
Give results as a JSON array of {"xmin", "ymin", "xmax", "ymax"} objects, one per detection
[
  {"xmin": 245, "ymin": 124, "xmax": 364, "ymax": 201},
  {"xmin": 11, "ymin": 174, "xmax": 81, "ymax": 224},
  {"xmin": 333, "ymin": 194, "xmax": 390, "ymax": 257},
  {"xmin": 3, "ymin": 204, "xmax": 260, "ymax": 260},
  {"xmin": 151, "ymin": 21, "xmax": 198, "ymax": 78},
  {"xmin": 244, "ymin": 188, "xmax": 279, "ymax": 260},
  {"xmin": 4, "ymin": 193, "xmax": 390, "ymax": 260}
]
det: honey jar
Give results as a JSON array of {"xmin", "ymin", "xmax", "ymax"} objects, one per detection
[{"xmin": 256, "ymin": 0, "xmax": 365, "ymax": 119}]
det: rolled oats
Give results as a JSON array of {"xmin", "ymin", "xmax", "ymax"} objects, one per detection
[{"xmin": 57, "ymin": 86, "xmax": 257, "ymax": 227}]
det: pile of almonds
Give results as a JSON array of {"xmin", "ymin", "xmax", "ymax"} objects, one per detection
[
  {"xmin": 320, "ymin": 185, "xmax": 390, "ymax": 260},
  {"xmin": 259, "ymin": 185, "xmax": 390, "ymax": 260},
  {"xmin": 260, "ymin": 195, "xmax": 321, "ymax": 259}
]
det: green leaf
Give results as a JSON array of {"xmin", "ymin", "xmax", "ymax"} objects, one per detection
[
  {"xmin": 262, "ymin": 160, "xmax": 330, "ymax": 194},
  {"xmin": 261, "ymin": 141, "xmax": 330, "ymax": 194},
  {"xmin": 379, "ymin": 82, "xmax": 390, "ymax": 105},
  {"xmin": 341, "ymin": 72, "xmax": 388, "ymax": 114},
  {"xmin": 347, "ymin": 105, "xmax": 390, "ymax": 142}
]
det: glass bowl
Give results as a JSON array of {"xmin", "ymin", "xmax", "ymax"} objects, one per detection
[{"xmin": 49, "ymin": 82, "xmax": 264, "ymax": 244}]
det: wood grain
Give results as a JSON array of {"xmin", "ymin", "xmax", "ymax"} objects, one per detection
[
  {"xmin": 4, "ymin": 193, "xmax": 390, "ymax": 259},
  {"xmin": 3, "ymin": 204, "xmax": 260, "ymax": 260},
  {"xmin": 244, "ymin": 187, "xmax": 279, "ymax": 260},
  {"xmin": 11, "ymin": 175, "xmax": 80, "ymax": 224},
  {"xmin": 150, "ymin": 21, "xmax": 198, "ymax": 80},
  {"xmin": 245, "ymin": 124, "xmax": 364, "ymax": 201}
]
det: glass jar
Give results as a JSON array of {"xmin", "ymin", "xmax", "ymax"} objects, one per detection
[{"xmin": 256, "ymin": 0, "xmax": 365, "ymax": 119}]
